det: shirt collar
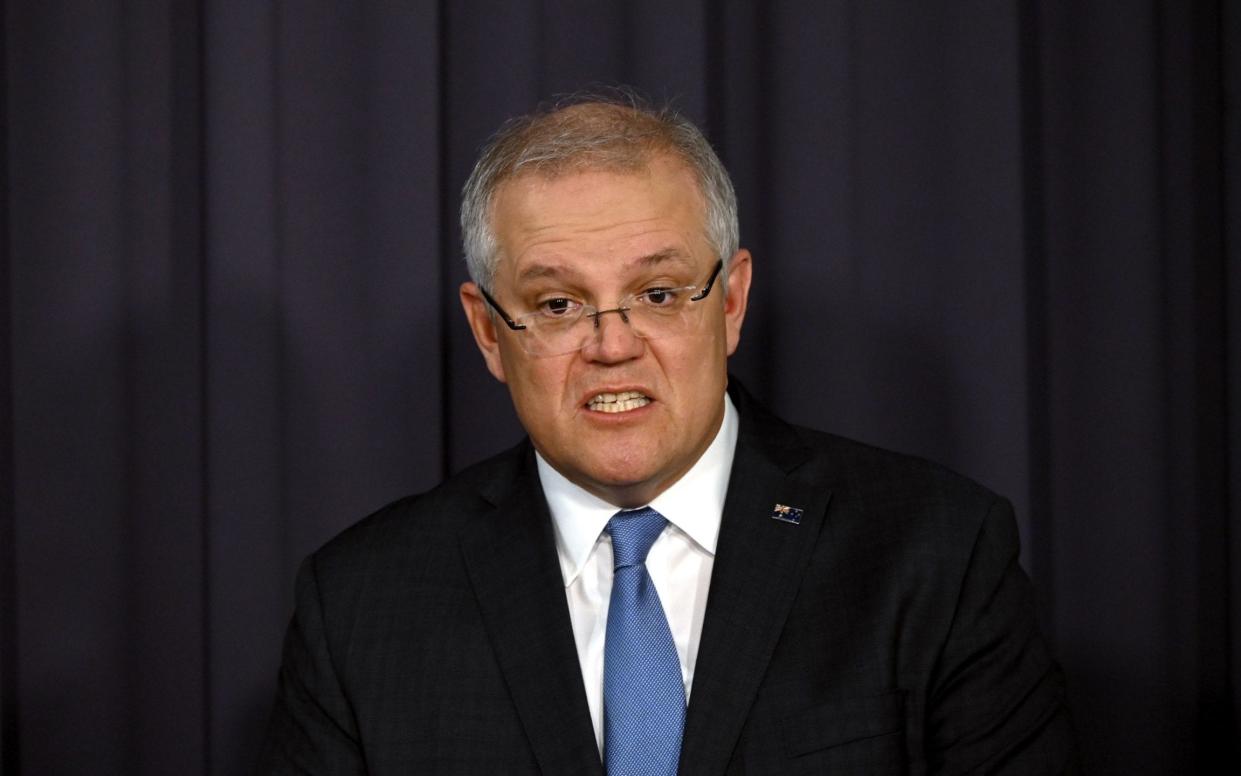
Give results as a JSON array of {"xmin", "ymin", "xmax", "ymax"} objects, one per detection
[{"xmin": 538, "ymin": 393, "xmax": 739, "ymax": 587}]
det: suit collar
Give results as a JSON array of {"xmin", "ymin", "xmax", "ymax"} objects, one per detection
[
  {"xmin": 679, "ymin": 379, "xmax": 835, "ymax": 775},
  {"xmin": 459, "ymin": 444, "xmax": 605, "ymax": 775}
]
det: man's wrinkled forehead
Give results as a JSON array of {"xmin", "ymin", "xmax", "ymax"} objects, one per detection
[
  {"xmin": 489, "ymin": 157, "xmax": 709, "ymax": 263},
  {"xmin": 512, "ymin": 248, "xmax": 697, "ymax": 286}
]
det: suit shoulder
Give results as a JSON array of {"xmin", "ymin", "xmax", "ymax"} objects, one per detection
[
  {"xmin": 777, "ymin": 424, "xmax": 1010, "ymax": 558},
  {"xmin": 730, "ymin": 379, "xmax": 999, "ymax": 516},
  {"xmin": 310, "ymin": 439, "xmax": 529, "ymax": 568},
  {"xmin": 784, "ymin": 427, "xmax": 1022, "ymax": 600},
  {"xmin": 804, "ymin": 426, "xmax": 998, "ymax": 507}
]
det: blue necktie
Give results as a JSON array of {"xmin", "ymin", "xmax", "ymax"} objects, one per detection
[{"xmin": 603, "ymin": 507, "xmax": 685, "ymax": 775}]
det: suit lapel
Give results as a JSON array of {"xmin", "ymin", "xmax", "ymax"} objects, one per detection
[
  {"xmin": 679, "ymin": 387, "xmax": 833, "ymax": 775},
  {"xmin": 459, "ymin": 446, "xmax": 604, "ymax": 776}
]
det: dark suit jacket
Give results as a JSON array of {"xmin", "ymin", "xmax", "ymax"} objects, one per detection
[{"xmin": 260, "ymin": 384, "xmax": 1075, "ymax": 774}]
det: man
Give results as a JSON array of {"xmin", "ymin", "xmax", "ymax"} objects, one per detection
[{"xmin": 261, "ymin": 95, "xmax": 1075, "ymax": 774}]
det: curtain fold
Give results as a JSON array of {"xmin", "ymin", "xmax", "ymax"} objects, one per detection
[{"xmin": 2, "ymin": 1, "xmax": 1235, "ymax": 772}]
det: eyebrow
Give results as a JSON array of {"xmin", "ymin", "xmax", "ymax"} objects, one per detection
[{"xmin": 515, "ymin": 248, "xmax": 693, "ymax": 284}]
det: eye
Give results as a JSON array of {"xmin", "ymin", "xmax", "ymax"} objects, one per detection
[
  {"xmin": 536, "ymin": 297, "xmax": 583, "ymax": 318},
  {"xmin": 637, "ymin": 287, "xmax": 682, "ymax": 307}
]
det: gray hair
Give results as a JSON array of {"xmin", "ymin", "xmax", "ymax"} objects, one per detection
[{"xmin": 460, "ymin": 93, "xmax": 739, "ymax": 290}]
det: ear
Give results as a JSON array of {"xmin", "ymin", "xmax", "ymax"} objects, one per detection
[
  {"xmin": 460, "ymin": 282, "xmax": 508, "ymax": 384},
  {"xmin": 722, "ymin": 249, "xmax": 752, "ymax": 356}
]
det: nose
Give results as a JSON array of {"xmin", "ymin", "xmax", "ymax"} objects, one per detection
[{"xmin": 581, "ymin": 307, "xmax": 644, "ymax": 363}]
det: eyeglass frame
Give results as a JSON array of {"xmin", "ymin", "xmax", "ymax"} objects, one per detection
[{"xmin": 478, "ymin": 258, "xmax": 725, "ymax": 340}]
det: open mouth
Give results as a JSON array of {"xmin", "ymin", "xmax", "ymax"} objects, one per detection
[{"xmin": 586, "ymin": 390, "xmax": 651, "ymax": 414}]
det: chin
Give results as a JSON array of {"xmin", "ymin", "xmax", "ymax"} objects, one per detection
[
  {"xmin": 578, "ymin": 457, "xmax": 659, "ymax": 492},
  {"xmin": 594, "ymin": 444, "xmax": 659, "ymax": 475},
  {"xmin": 585, "ymin": 463, "xmax": 653, "ymax": 490}
]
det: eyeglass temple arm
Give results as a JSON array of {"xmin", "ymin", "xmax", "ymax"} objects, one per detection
[
  {"xmin": 689, "ymin": 259, "xmax": 725, "ymax": 301},
  {"xmin": 478, "ymin": 285, "xmax": 527, "ymax": 331}
]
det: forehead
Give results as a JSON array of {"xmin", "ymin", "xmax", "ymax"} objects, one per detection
[{"xmin": 489, "ymin": 156, "xmax": 710, "ymax": 284}]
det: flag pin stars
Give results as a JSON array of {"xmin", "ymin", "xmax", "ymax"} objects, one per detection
[{"xmin": 771, "ymin": 504, "xmax": 803, "ymax": 525}]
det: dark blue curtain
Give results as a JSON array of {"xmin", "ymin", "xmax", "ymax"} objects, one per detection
[{"xmin": 2, "ymin": 2, "xmax": 1236, "ymax": 773}]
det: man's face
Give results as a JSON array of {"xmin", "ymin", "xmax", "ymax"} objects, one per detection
[{"xmin": 460, "ymin": 155, "xmax": 752, "ymax": 508}]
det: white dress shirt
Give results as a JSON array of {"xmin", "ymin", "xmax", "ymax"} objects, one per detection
[{"xmin": 536, "ymin": 393, "xmax": 739, "ymax": 754}]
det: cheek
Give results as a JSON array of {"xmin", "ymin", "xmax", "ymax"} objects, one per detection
[
  {"xmin": 673, "ymin": 329, "xmax": 729, "ymax": 377},
  {"xmin": 492, "ymin": 335, "xmax": 535, "ymax": 385},
  {"xmin": 661, "ymin": 342, "xmax": 723, "ymax": 408},
  {"xmin": 507, "ymin": 357, "xmax": 572, "ymax": 423}
]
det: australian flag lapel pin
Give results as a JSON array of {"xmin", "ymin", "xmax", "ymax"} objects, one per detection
[{"xmin": 771, "ymin": 503, "xmax": 803, "ymax": 525}]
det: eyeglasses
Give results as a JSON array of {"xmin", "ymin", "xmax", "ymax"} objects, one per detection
[{"xmin": 480, "ymin": 259, "xmax": 725, "ymax": 357}]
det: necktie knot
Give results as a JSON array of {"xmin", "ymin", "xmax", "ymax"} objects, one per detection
[{"xmin": 606, "ymin": 507, "xmax": 667, "ymax": 568}]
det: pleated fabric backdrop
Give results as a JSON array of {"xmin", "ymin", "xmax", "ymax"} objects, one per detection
[{"xmin": 2, "ymin": 2, "xmax": 1237, "ymax": 773}]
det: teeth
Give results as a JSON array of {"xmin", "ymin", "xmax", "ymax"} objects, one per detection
[{"xmin": 587, "ymin": 391, "xmax": 651, "ymax": 413}]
